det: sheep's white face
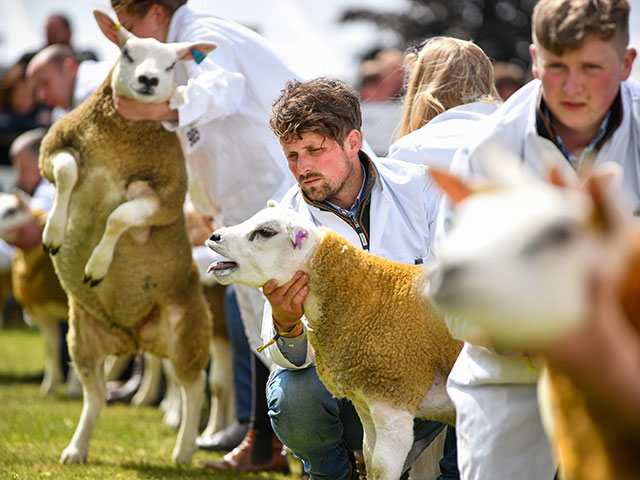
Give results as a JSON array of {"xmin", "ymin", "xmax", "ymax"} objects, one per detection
[
  {"xmin": 426, "ymin": 152, "xmax": 633, "ymax": 349},
  {"xmin": 428, "ymin": 184, "xmax": 598, "ymax": 348},
  {"xmin": 94, "ymin": 10, "xmax": 215, "ymax": 104},
  {"xmin": 0, "ymin": 191, "xmax": 33, "ymax": 243},
  {"xmin": 205, "ymin": 204, "xmax": 323, "ymax": 288},
  {"xmin": 112, "ymin": 37, "xmax": 183, "ymax": 103}
]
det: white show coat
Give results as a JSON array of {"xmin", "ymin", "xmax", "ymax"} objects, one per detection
[
  {"xmin": 388, "ymin": 101, "xmax": 498, "ymax": 168},
  {"xmin": 262, "ymin": 155, "xmax": 442, "ymax": 370},
  {"xmin": 159, "ymin": 5, "xmax": 302, "ymax": 363},
  {"xmin": 162, "ymin": 4, "xmax": 300, "ymax": 228},
  {"xmin": 439, "ymin": 78, "xmax": 640, "ymax": 480}
]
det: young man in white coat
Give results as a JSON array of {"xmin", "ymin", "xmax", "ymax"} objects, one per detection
[
  {"xmin": 436, "ymin": 0, "xmax": 639, "ymax": 478},
  {"xmin": 259, "ymin": 77, "xmax": 458, "ymax": 480},
  {"xmin": 110, "ymin": 0, "xmax": 302, "ymax": 472}
]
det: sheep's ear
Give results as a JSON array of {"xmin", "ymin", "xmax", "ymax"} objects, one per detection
[
  {"xmin": 428, "ymin": 167, "xmax": 474, "ymax": 204},
  {"xmin": 94, "ymin": 10, "xmax": 132, "ymax": 48},
  {"xmin": 11, "ymin": 188, "xmax": 31, "ymax": 208},
  {"xmin": 286, "ymin": 223, "xmax": 308, "ymax": 250},
  {"xmin": 174, "ymin": 42, "xmax": 217, "ymax": 63}
]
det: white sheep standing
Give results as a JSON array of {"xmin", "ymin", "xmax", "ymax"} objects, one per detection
[
  {"xmin": 38, "ymin": 11, "xmax": 215, "ymax": 465},
  {"xmin": 205, "ymin": 202, "xmax": 462, "ymax": 480},
  {"xmin": 426, "ymin": 150, "xmax": 640, "ymax": 480}
]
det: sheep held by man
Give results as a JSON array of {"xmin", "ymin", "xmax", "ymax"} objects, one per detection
[
  {"xmin": 205, "ymin": 202, "xmax": 462, "ymax": 480},
  {"xmin": 38, "ymin": 11, "xmax": 214, "ymax": 465},
  {"xmin": 0, "ymin": 190, "xmax": 72, "ymax": 395},
  {"xmin": 427, "ymin": 150, "xmax": 640, "ymax": 480}
]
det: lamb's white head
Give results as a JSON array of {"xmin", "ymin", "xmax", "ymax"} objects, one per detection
[
  {"xmin": 205, "ymin": 201, "xmax": 324, "ymax": 288},
  {"xmin": 94, "ymin": 10, "xmax": 216, "ymax": 103},
  {"xmin": 426, "ymin": 144, "xmax": 634, "ymax": 349},
  {"xmin": 0, "ymin": 190, "xmax": 35, "ymax": 243}
]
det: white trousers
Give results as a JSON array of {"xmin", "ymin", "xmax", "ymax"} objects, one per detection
[{"xmin": 447, "ymin": 344, "xmax": 557, "ymax": 480}]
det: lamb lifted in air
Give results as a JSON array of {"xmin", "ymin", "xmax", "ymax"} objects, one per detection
[
  {"xmin": 206, "ymin": 202, "xmax": 462, "ymax": 480},
  {"xmin": 38, "ymin": 10, "xmax": 215, "ymax": 465}
]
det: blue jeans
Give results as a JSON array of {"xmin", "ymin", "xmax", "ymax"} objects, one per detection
[
  {"xmin": 224, "ymin": 285, "xmax": 252, "ymax": 422},
  {"xmin": 267, "ymin": 366, "xmax": 458, "ymax": 479}
]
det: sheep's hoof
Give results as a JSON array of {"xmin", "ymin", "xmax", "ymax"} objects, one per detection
[
  {"xmin": 59, "ymin": 445, "xmax": 86, "ymax": 464},
  {"xmin": 83, "ymin": 274, "xmax": 103, "ymax": 287}
]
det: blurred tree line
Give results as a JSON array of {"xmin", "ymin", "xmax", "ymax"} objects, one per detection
[{"xmin": 341, "ymin": 0, "xmax": 537, "ymax": 72}]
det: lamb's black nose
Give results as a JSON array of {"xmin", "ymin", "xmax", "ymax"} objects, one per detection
[
  {"xmin": 209, "ymin": 232, "xmax": 221, "ymax": 242},
  {"xmin": 138, "ymin": 75, "xmax": 159, "ymax": 87}
]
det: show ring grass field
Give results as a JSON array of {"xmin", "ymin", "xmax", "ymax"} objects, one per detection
[{"xmin": 0, "ymin": 324, "xmax": 301, "ymax": 479}]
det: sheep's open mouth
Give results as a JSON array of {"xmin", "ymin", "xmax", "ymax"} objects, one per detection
[{"xmin": 207, "ymin": 261, "xmax": 238, "ymax": 273}]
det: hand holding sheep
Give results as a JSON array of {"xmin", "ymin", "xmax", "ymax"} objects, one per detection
[
  {"xmin": 262, "ymin": 270, "xmax": 309, "ymax": 336},
  {"xmin": 112, "ymin": 93, "xmax": 178, "ymax": 122}
]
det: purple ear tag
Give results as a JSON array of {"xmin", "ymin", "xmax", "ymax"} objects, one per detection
[{"xmin": 294, "ymin": 231, "xmax": 308, "ymax": 249}]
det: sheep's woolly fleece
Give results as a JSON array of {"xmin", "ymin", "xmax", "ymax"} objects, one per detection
[
  {"xmin": 307, "ymin": 228, "xmax": 461, "ymax": 413},
  {"xmin": 12, "ymin": 210, "xmax": 67, "ymax": 312}
]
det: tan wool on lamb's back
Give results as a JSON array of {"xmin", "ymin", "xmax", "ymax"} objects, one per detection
[
  {"xmin": 309, "ymin": 229, "xmax": 459, "ymax": 412},
  {"xmin": 38, "ymin": 10, "xmax": 215, "ymax": 465},
  {"xmin": 427, "ymin": 149, "xmax": 640, "ymax": 480},
  {"xmin": 205, "ymin": 203, "xmax": 461, "ymax": 480}
]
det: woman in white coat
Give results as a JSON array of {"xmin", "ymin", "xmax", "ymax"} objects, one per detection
[{"xmin": 388, "ymin": 37, "xmax": 501, "ymax": 168}]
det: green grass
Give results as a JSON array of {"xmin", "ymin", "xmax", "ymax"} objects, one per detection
[{"xmin": 0, "ymin": 325, "xmax": 301, "ymax": 479}]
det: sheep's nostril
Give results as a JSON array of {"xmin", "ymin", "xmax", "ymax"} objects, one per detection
[
  {"xmin": 138, "ymin": 75, "xmax": 159, "ymax": 87},
  {"xmin": 209, "ymin": 232, "xmax": 221, "ymax": 242}
]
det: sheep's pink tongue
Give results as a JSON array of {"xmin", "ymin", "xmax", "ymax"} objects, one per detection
[{"xmin": 207, "ymin": 261, "xmax": 237, "ymax": 273}]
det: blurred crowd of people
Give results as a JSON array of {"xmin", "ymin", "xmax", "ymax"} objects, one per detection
[{"xmin": 0, "ymin": 13, "xmax": 101, "ymax": 171}]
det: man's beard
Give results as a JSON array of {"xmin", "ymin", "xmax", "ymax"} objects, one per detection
[{"xmin": 300, "ymin": 170, "xmax": 352, "ymax": 204}]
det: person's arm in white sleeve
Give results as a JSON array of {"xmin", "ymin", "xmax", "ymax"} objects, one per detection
[{"xmin": 165, "ymin": 55, "xmax": 247, "ymax": 130}]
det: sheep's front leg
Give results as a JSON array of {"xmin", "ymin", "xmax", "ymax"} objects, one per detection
[
  {"xmin": 353, "ymin": 403, "xmax": 377, "ymax": 477},
  {"xmin": 366, "ymin": 401, "xmax": 415, "ymax": 480},
  {"xmin": 43, "ymin": 152, "xmax": 78, "ymax": 255},
  {"xmin": 83, "ymin": 183, "xmax": 159, "ymax": 285}
]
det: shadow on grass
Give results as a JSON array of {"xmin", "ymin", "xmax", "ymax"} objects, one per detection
[
  {"xmin": 0, "ymin": 372, "xmax": 44, "ymax": 383},
  {"xmin": 120, "ymin": 460, "xmax": 291, "ymax": 479}
]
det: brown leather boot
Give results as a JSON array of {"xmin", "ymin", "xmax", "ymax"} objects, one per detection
[{"xmin": 203, "ymin": 428, "xmax": 290, "ymax": 474}]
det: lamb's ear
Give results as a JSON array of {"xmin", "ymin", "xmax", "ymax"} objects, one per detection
[
  {"xmin": 428, "ymin": 167, "xmax": 474, "ymax": 204},
  {"xmin": 94, "ymin": 10, "xmax": 132, "ymax": 48},
  {"xmin": 174, "ymin": 42, "xmax": 217, "ymax": 64},
  {"xmin": 11, "ymin": 188, "xmax": 31, "ymax": 207},
  {"xmin": 286, "ymin": 223, "xmax": 308, "ymax": 250}
]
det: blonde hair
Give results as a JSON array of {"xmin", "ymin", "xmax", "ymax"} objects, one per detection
[{"xmin": 395, "ymin": 37, "xmax": 500, "ymax": 140}]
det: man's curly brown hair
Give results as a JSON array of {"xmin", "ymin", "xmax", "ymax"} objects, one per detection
[{"xmin": 270, "ymin": 78, "xmax": 362, "ymax": 145}]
